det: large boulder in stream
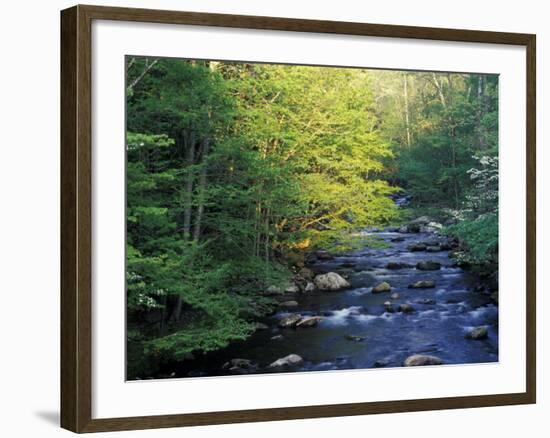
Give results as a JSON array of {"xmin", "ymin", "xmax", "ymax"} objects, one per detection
[
  {"xmin": 314, "ymin": 272, "xmax": 351, "ymax": 291},
  {"xmin": 284, "ymin": 284, "xmax": 301, "ymax": 293},
  {"xmin": 416, "ymin": 261, "xmax": 441, "ymax": 271},
  {"xmin": 372, "ymin": 281, "xmax": 392, "ymax": 294},
  {"xmin": 408, "ymin": 280, "xmax": 436, "ymax": 289},
  {"xmin": 398, "ymin": 303, "xmax": 415, "ymax": 313},
  {"xmin": 269, "ymin": 354, "xmax": 304, "ymax": 370},
  {"xmin": 296, "ymin": 316, "xmax": 323, "ymax": 328},
  {"xmin": 466, "ymin": 326, "xmax": 488, "ymax": 340},
  {"xmin": 278, "ymin": 313, "xmax": 302, "ymax": 328},
  {"xmin": 408, "ymin": 243, "xmax": 427, "ymax": 252},
  {"xmin": 403, "ymin": 354, "xmax": 443, "ymax": 367}
]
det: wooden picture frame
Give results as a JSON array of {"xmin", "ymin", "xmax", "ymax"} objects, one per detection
[{"xmin": 61, "ymin": 4, "xmax": 536, "ymax": 433}]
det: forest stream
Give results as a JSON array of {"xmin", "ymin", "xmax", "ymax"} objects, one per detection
[
  {"xmin": 166, "ymin": 200, "xmax": 498, "ymax": 379},
  {"xmin": 127, "ymin": 59, "xmax": 500, "ymax": 380}
]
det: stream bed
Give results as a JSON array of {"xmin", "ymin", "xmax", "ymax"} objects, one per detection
[{"xmin": 172, "ymin": 227, "xmax": 498, "ymax": 378}]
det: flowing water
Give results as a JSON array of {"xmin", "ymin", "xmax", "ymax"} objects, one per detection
[{"xmin": 173, "ymin": 224, "xmax": 498, "ymax": 378}]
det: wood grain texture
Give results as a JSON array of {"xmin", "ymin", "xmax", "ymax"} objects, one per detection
[
  {"xmin": 525, "ymin": 34, "xmax": 536, "ymax": 404},
  {"xmin": 60, "ymin": 5, "xmax": 78, "ymax": 432},
  {"xmin": 60, "ymin": 4, "xmax": 537, "ymax": 433}
]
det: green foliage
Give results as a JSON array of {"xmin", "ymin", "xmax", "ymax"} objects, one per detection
[
  {"xmin": 444, "ymin": 154, "xmax": 499, "ymax": 266},
  {"xmin": 380, "ymin": 72, "xmax": 499, "ymax": 210},
  {"xmin": 445, "ymin": 214, "xmax": 498, "ymax": 265}
]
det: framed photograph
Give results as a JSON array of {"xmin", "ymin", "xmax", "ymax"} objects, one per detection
[{"xmin": 60, "ymin": 4, "xmax": 536, "ymax": 433}]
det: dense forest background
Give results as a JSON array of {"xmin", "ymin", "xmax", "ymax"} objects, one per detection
[{"xmin": 126, "ymin": 58, "xmax": 498, "ymax": 378}]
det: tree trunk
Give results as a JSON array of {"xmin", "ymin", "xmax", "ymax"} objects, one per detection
[
  {"xmin": 264, "ymin": 208, "xmax": 270, "ymax": 265},
  {"xmin": 173, "ymin": 131, "xmax": 195, "ymax": 323},
  {"xmin": 182, "ymin": 132, "xmax": 195, "ymax": 241},
  {"xmin": 159, "ymin": 294, "xmax": 168, "ymax": 334},
  {"xmin": 476, "ymin": 75, "xmax": 487, "ymax": 150},
  {"xmin": 127, "ymin": 58, "xmax": 158, "ymax": 92},
  {"xmin": 431, "ymin": 73, "xmax": 447, "ymax": 108},
  {"xmin": 450, "ymin": 127, "xmax": 460, "ymax": 210},
  {"xmin": 403, "ymin": 73, "xmax": 411, "ymax": 149},
  {"xmin": 193, "ymin": 138, "xmax": 210, "ymax": 242}
]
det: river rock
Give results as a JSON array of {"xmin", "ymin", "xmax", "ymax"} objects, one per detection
[
  {"xmin": 270, "ymin": 334, "xmax": 284, "ymax": 341},
  {"xmin": 254, "ymin": 322, "xmax": 269, "ymax": 330},
  {"xmin": 408, "ymin": 280, "xmax": 436, "ymax": 289},
  {"xmin": 285, "ymin": 284, "xmax": 301, "ymax": 294},
  {"xmin": 296, "ymin": 316, "xmax": 323, "ymax": 328},
  {"xmin": 408, "ymin": 243, "xmax": 427, "ymax": 251},
  {"xmin": 269, "ymin": 354, "xmax": 304, "ymax": 369},
  {"xmin": 340, "ymin": 261, "xmax": 356, "ymax": 268},
  {"xmin": 391, "ymin": 237, "xmax": 405, "ymax": 243},
  {"xmin": 410, "ymin": 216, "xmax": 432, "ymax": 225},
  {"xmin": 466, "ymin": 326, "xmax": 488, "ymax": 340},
  {"xmin": 384, "ymin": 301, "xmax": 395, "ymax": 313},
  {"xmin": 372, "ymin": 281, "xmax": 391, "ymax": 294},
  {"xmin": 264, "ymin": 285, "xmax": 284, "ymax": 296},
  {"xmin": 278, "ymin": 313, "xmax": 302, "ymax": 328},
  {"xmin": 222, "ymin": 358, "xmax": 258, "ymax": 374},
  {"xmin": 279, "ymin": 300, "xmax": 298, "ymax": 309},
  {"xmin": 298, "ymin": 267, "xmax": 314, "ymax": 281},
  {"xmin": 374, "ymin": 358, "xmax": 390, "ymax": 368},
  {"xmin": 390, "ymin": 292, "xmax": 400, "ymax": 300},
  {"xmin": 386, "ymin": 262, "xmax": 412, "ymax": 269},
  {"xmin": 293, "ymin": 275, "xmax": 308, "ymax": 291},
  {"xmin": 403, "ymin": 354, "xmax": 443, "ymax": 366},
  {"xmin": 314, "ymin": 272, "xmax": 351, "ymax": 291},
  {"xmin": 345, "ymin": 334, "xmax": 366, "ymax": 342},
  {"xmin": 416, "ymin": 261, "xmax": 441, "ymax": 270},
  {"xmin": 316, "ymin": 250, "xmax": 334, "ymax": 260},
  {"xmin": 423, "ymin": 221, "xmax": 443, "ymax": 231},
  {"xmin": 400, "ymin": 223, "xmax": 421, "ymax": 233},
  {"xmin": 304, "ymin": 282, "xmax": 316, "ymax": 292},
  {"xmin": 398, "ymin": 303, "xmax": 414, "ymax": 313},
  {"xmin": 416, "ymin": 298, "xmax": 436, "ymax": 305},
  {"xmin": 439, "ymin": 242, "xmax": 453, "ymax": 251},
  {"xmin": 426, "ymin": 246, "xmax": 441, "ymax": 252}
]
